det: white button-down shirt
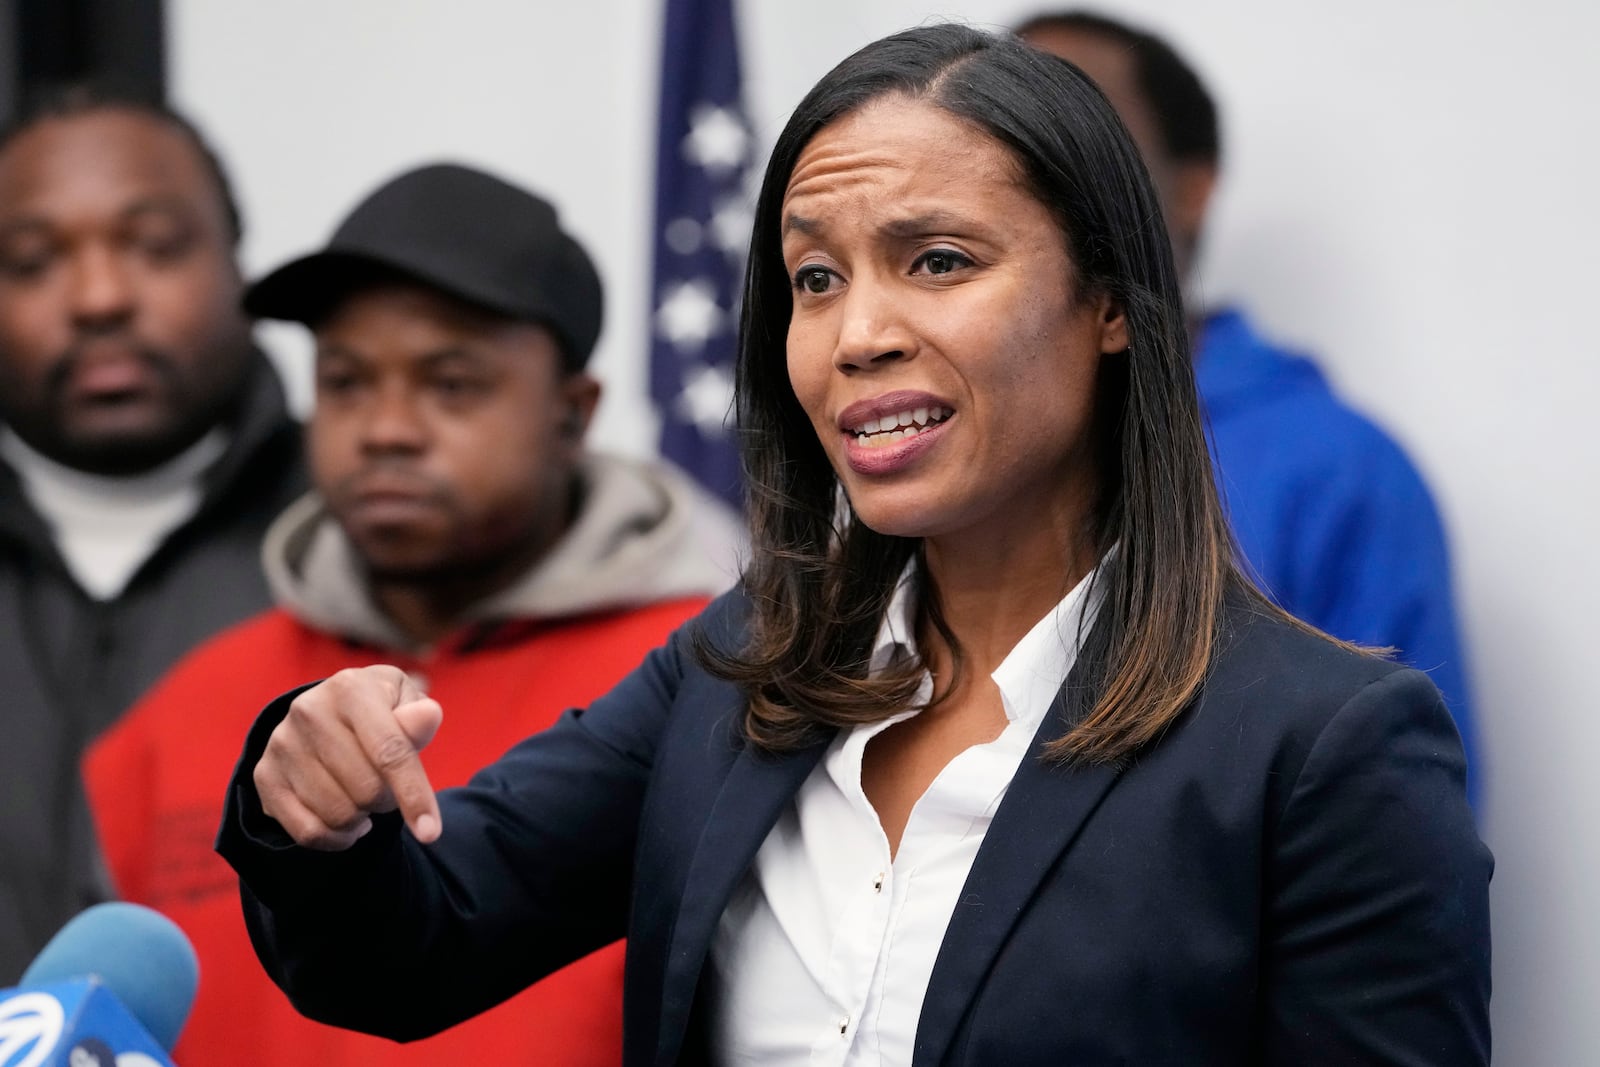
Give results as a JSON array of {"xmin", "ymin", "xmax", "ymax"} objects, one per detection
[{"xmin": 709, "ymin": 564, "xmax": 1103, "ymax": 1065}]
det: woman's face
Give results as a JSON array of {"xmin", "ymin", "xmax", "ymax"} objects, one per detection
[{"xmin": 782, "ymin": 95, "xmax": 1126, "ymax": 550}]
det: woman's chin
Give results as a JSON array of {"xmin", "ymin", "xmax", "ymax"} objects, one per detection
[{"xmin": 846, "ymin": 498, "xmax": 947, "ymax": 541}]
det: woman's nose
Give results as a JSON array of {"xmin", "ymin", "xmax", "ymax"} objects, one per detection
[{"xmin": 831, "ymin": 278, "xmax": 915, "ymax": 373}]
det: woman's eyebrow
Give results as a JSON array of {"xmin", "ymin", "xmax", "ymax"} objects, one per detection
[
  {"xmin": 880, "ymin": 212, "xmax": 974, "ymax": 238},
  {"xmin": 782, "ymin": 211, "xmax": 978, "ymax": 240},
  {"xmin": 782, "ymin": 213, "xmax": 821, "ymax": 237}
]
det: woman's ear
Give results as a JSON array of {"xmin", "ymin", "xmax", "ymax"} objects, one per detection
[{"xmin": 1097, "ymin": 294, "xmax": 1129, "ymax": 355}]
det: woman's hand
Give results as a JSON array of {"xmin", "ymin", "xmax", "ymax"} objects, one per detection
[{"xmin": 253, "ymin": 665, "xmax": 444, "ymax": 851}]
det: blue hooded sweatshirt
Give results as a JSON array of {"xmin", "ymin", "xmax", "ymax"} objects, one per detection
[{"xmin": 1198, "ymin": 308, "xmax": 1477, "ymax": 805}]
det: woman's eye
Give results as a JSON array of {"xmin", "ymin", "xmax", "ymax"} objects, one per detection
[
  {"xmin": 914, "ymin": 249, "xmax": 969, "ymax": 276},
  {"xmin": 794, "ymin": 267, "xmax": 833, "ymax": 294}
]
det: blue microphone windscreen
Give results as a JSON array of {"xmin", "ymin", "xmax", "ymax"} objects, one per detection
[{"xmin": 21, "ymin": 902, "xmax": 199, "ymax": 1051}]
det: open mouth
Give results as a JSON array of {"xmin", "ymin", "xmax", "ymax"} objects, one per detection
[{"xmin": 849, "ymin": 405, "xmax": 952, "ymax": 448}]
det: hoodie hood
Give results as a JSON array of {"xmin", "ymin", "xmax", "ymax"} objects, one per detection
[
  {"xmin": 262, "ymin": 452, "xmax": 742, "ymax": 651},
  {"xmin": 1195, "ymin": 308, "xmax": 1333, "ymax": 418}
]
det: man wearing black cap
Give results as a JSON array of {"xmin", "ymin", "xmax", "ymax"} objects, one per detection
[{"xmin": 83, "ymin": 163, "xmax": 735, "ymax": 1067}]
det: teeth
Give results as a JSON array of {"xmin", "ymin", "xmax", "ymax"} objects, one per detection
[{"xmin": 851, "ymin": 405, "xmax": 951, "ymax": 446}]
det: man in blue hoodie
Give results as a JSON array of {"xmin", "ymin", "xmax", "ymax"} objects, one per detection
[{"xmin": 1019, "ymin": 11, "xmax": 1478, "ymax": 802}]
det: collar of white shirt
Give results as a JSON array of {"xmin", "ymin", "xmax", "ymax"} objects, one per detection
[{"xmin": 868, "ymin": 556, "xmax": 1106, "ymax": 734}]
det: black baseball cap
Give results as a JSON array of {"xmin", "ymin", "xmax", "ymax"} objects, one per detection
[{"xmin": 244, "ymin": 163, "xmax": 603, "ymax": 370}]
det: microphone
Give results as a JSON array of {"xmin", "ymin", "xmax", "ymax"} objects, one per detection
[{"xmin": 0, "ymin": 902, "xmax": 198, "ymax": 1066}]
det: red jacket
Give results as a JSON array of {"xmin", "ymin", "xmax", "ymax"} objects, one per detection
[{"xmin": 84, "ymin": 597, "xmax": 706, "ymax": 1067}]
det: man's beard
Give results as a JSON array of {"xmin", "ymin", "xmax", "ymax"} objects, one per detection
[{"xmin": 0, "ymin": 340, "xmax": 234, "ymax": 475}]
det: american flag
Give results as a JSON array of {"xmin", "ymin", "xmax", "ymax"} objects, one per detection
[{"xmin": 649, "ymin": 0, "xmax": 755, "ymax": 510}]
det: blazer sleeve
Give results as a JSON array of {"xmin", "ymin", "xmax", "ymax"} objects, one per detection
[
  {"xmin": 1261, "ymin": 666, "xmax": 1492, "ymax": 1064},
  {"xmin": 214, "ymin": 611, "xmax": 701, "ymax": 1042}
]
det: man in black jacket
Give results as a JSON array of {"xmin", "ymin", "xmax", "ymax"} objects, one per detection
[{"xmin": 0, "ymin": 87, "xmax": 306, "ymax": 980}]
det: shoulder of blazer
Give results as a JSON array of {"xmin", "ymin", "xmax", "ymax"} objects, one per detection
[
  {"xmin": 1204, "ymin": 593, "xmax": 1418, "ymax": 725},
  {"xmin": 1170, "ymin": 592, "xmax": 1441, "ymax": 812}
]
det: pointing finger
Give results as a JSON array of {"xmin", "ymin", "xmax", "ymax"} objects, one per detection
[{"xmin": 354, "ymin": 709, "xmax": 442, "ymax": 844}]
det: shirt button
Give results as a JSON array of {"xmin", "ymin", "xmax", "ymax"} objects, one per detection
[
  {"xmin": 873, "ymin": 872, "xmax": 884, "ymax": 893},
  {"xmin": 839, "ymin": 1015, "xmax": 850, "ymax": 1035}
]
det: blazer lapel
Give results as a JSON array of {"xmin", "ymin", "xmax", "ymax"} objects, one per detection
[
  {"xmin": 654, "ymin": 734, "xmax": 830, "ymax": 1066},
  {"xmin": 912, "ymin": 682, "xmax": 1126, "ymax": 1067}
]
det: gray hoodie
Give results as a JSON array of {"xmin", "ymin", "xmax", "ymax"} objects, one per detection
[{"xmin": 261, "ymin": 452, "xmax": 741, "ymax": 653}]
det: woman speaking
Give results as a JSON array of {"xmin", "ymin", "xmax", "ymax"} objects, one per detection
[{"xmin": 218, "ymin": 23, "xmax": 1490, "ymax": 1065}]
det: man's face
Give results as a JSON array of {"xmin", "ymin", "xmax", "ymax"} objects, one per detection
[
  {"xmin": 1021, "ymin": 26, "xmax": 1216, "ymax": 284},
  {"xmin": 0, "ymin": 108, "xmax": 252, "ymax": 474},
  {"xmin": 308, "ymin": 282, "xmax": 599, "ymax": 583}
]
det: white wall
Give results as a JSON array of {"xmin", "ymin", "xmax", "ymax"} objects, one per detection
[{"xmin": 171, "ymin": 2, "xmax": 1600, "ymax": 1061}]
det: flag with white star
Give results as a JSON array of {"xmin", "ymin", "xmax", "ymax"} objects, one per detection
[{"xmin": 650, "ymin": 0, "xmax": 754, "ymax": 509}]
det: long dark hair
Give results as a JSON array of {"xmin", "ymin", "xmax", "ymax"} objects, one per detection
[{"xmin": 701, "ymin": 23, "xmax": 1259, "ymax": 763}]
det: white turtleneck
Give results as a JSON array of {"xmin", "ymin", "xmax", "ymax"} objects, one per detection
[{"xmin": 1, "ymin": 427, "xmax": 229, "ymax": 600}]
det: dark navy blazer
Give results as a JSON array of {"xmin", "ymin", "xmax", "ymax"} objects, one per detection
[{"xmin": 219, "ymin": 589, "xmax": 1491, "ymax": 1065}]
